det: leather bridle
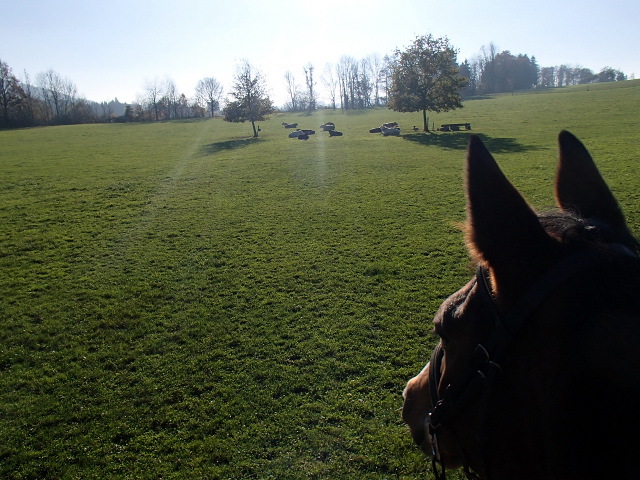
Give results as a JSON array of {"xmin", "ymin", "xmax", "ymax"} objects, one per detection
[{"xmin": 424, "ymin": 246, "xmax": 639, "ymax": 480}]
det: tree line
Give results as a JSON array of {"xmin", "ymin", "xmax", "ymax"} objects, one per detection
[
  {"xmin": 225, "ymin": 35, "xmax": 463, "ymax": 136},
  {"xmin": 282, "ymin": 54, "xmax": 393, "ymax": 113},
  {"xmin": 0, "ymin": 66, "xmax": 97, "ymax": 128},
  {"xmin": 0, "ymin": 60, "xmax": 225, "ymax": 128},
  {"xmin": 459, "ymin": 42, "xmax": 628, "ymax": 96},
  {"xmin": 1, "ymin": 40, "xmax": 630, "ymax": 129}
]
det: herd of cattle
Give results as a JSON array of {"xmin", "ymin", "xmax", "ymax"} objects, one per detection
[
  {"xmin": 282, "ymin": 121, "xmax": 410, "ymax": 140},
  {"xmin": 282, "ymin": 122, "xmax": 343, "ymax": 140}
]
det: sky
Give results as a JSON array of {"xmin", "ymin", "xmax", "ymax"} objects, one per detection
[{"xmin": 2, "ymin": 0, "xmax": 638, "ymax": 107}]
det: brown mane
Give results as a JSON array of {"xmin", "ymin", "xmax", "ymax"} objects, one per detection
[{"xmin": 538, "ymin": 211, "xmax": 640, "ymax": 253}]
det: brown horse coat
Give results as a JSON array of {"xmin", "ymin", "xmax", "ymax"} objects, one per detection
[{"xmin": 402, "ymin": 131, "xmax": 640, "ymax": 479}]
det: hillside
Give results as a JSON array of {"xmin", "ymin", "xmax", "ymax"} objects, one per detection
[{"xmin": 1, "ymin": 80, "xmax": 639, "ymax": 479}]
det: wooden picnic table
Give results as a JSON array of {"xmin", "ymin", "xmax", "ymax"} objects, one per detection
[{"xmin": 439, "ymin": 123, "xmax": 471, "ymax": 131}]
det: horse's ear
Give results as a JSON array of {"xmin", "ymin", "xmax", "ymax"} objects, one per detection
[
  {"xmin": 466, "ymin": 136, "xmax": 556, "ymax": 294},
  {"xmin": 556, "ymin": 130, "xmax": 632, "ymax": 242}
]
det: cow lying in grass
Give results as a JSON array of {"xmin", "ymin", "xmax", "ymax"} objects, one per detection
[
  {"xmin": 370, "ymin": 122, "xmax": 400, "ymax": 135},
  {"xmin": 381, "ymin": 125, "xmax": 400, "ymax": 136},
  {"xmin": 289, "ymin": 129, "xmax": 315, "ymax": 139}
]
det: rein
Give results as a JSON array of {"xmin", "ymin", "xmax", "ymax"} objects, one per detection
[{"xmin": 425, "ymin": 247, "xmax": 638, "ymax": 480}]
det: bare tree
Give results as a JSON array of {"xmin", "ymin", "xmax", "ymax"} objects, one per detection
[
  {"xmin": 21, "ymin": 69, "xmax": 37, "ymax": 124},
  {"xmin": 35, "ymin": 69, "xmax": 77, "ymax": 123},
  {"xmin": 359, "ymin": 58, "xmax": 373, "ymax": 107},
  {"xmin": 366, "ymin": 53, "xmax": 383, "ymax": 105},
  {"xmin": 144, "ymin": 77, "xmax": 163, "ymax": 121},
  {"xmin": 37, "ymin": 69, "xmax": 62, "ymax": 121},
  {"xmin": 62, "ymin": 77, "xmax": 77, "ymax": 118},
  {"xmin": 283, "ymin": 70, "xmax": 299, "ymax": 111},
  {"xmin": 481, "ymin": 42, "xmax": 498, "ymax": 64},
  {"xmin": 321, "ymin": 63, "xmax": 338, "ymax": 110},
  {"xmin": 336, "ymin": 56, "xmax": 356, "ymax": 109},
  {"xmin": 336, "ymin": 59, "xmax": 347, "ymax": 109},
  {"xmin": 380, "ymin": 54, "xmax": 394, "ymax": 104},
  {"xmin": 195, "ymin": 77, "xmax": 223, "ymax": 117},
  {"xmin": 345, "ymin": 57, "xmax": 360, "ymax": 109},
  {"xmin": 164, "ymin": 78, "xmax": 179, "ymax": 119}
]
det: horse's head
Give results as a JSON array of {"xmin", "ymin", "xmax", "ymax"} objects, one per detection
[{"xmin": 402, "ymin": 131, "xmax": 640, "ymax": 479}]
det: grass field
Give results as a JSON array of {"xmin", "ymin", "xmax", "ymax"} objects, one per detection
[{"xmin": 1, "ymin": 80, "xmax": 639, "ymax": 479}]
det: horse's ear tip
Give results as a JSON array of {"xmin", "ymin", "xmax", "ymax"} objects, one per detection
[
  {"xmin": 467, "ymin": 135, "xmax": 487, "ymax": 159},
  {"xmin": 559, "ymin": 130, "xmax": 580, "ymax": 146},
  {"xmin": 468, "ymin": 134, "xmax": 484, "ymax": 148}
]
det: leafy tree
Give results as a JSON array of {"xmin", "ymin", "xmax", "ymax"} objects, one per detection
[
  {"xmin": 0, "ymin": 59, "xmax": 26, "ymax": 128},
  {"xmin": 388, "ymin": 35, "xmax": 466, "ymax": 131},
  {"xmin": 458, "ymin": 59, "xmax": 475, "ymax": 97},
  {"xmin": 597, "ymin": 67, "xmax": 625, "ymax": 83},
  {"xmin": 575, "ymin": 67, "xmax": 596, "ymax": 85},
  {"xmin": 480, "ymin": 51, "xmax": 538, "ymax": 92},
  {"xmin": 124, "ymin": 105, "xmax": 134, "ymax": 121},
  {"xmin": 223, "ymin": 60, "xmax": 274, "ymax": 138}
]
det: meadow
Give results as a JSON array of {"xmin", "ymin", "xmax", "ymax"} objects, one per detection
[{"xmin": 1, "ymin": 80, "xmax": 639, "ymax": 479}]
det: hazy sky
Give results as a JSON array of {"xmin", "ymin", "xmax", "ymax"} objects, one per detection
[{"xmin": 2, "ymin": 0, "xmax": 638, "ymax": 106}]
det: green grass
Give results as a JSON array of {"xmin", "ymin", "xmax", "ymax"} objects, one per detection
[{"xmin": 1, "ymin": 80, "xmax": 639, "ymax": 479}]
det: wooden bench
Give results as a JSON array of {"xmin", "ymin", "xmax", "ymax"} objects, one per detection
[{"xmin": 439, "ymin": 123, "xmax": 471, "ymax": 132}]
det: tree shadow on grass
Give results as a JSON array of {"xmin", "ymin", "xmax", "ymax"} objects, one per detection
[
  {"xmin": 464, "ymin": 94, "xmax": 496, "ymax": 101},
  {"xmin": 201, "ymin": 137, "xmax": 263, "ymax": 155},
  {"xmin": 402, "ymin": 132, "xmax": 541, "ymax": 154}
]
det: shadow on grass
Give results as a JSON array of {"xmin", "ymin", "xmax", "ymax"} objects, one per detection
[
  {"xmin": 463, "ymin": 94, "xmax": 496, "ymax": 101},
  {"xmin": 201, "ymin": 137, "xmax": 262, "ymax": 155},
  {"xmin": 402, "ymin": 132, "xmax": 541, "ymax": 153}
]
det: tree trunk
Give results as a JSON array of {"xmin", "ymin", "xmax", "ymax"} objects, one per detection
[
  {"xmin": 251, "ymin": 119, "xmax": 258, "ymax": 137},
  {"xmin": 423, "ymin": 109, "xmax": 428, "ymax": 132}
]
